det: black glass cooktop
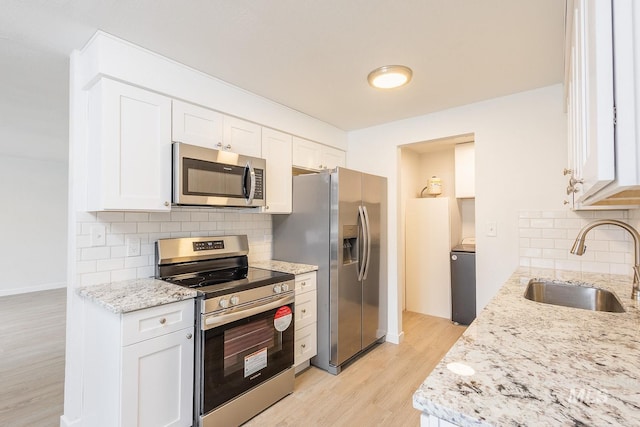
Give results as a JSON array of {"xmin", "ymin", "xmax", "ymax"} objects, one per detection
[{"xmin": 166, "ymin": 267, "xmax": 294, "ymax": 298}]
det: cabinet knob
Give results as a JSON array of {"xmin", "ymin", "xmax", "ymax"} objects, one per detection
[
  {"xmin": 265, "ymin": 205, "xmax": 270, "ymax": 210},
  {"xmin": 301, "ymin": 343, "xmax": 306, "ymax": 348},
  {"xmin": 216, "ymin": 142, "xmax": 223, "ymax": 149},
  {"xmin": 224, "ymin": 144, "xmax": 232, "ymax": 150},
  {"xmin": 301, "ymin": 281, "xmax": 306, "ymax": 287},
  {"xmin": 563, "ymin": 168, "xmax": 573, "ymax": 176},
  {"xmin": 186, "ymin": 333, "xmax": 193, "ymax": 340},
  {"xmin": 164, "ymin": 201, "xmax": 170, "ymax": 207},
  {"xmin": 159, "ymin": 318, "xmax": 166, "ymax": 324},
  {"xmin": 563, "ymin": 200, "xmax": 570, "ymax": 205},
  {"xmin": 301, "ymin": 309, "xmax": 306, "ymax": 314}
]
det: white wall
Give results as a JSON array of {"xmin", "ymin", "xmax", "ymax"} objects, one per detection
[
  {"xmin": 0, "ymin": 156, "xmax": 67, "ymax": 295},
  {"xmin": 347, "ymin": 84, "xmax": 568, "ymax": 340}
]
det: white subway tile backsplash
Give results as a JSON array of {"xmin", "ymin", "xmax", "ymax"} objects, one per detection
[
  {"xmin": 97, "ymin": 212, "xmax": 125, "ymax": 222},
  {"xmin": 519, "ymin": 209, "xmax": 640, "ymax": 277},
  {"xmin": 76, "ymin": 207, "xmax": 274, "ymax": 286},
  {"xmin": 124, "ymin": 212, "xmax": 149, "ymax": 222}
]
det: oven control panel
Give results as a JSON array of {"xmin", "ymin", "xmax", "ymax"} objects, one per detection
[
  {"xmin": 193, "ymin": 240, "xmax": 225, "ymax": 251},
  {"xmin": 202, "ymin": 279, "xmax": 295, "ymax": 316}
]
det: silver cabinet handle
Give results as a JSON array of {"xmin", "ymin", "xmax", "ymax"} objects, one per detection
[
  {"xmin": 301, "ymin": 281, "xmax": 306, "ymax": 287},
  {"xmin": 216, "ymin": 142, "xmax": 223, "ymax": 149},
  {"xmin": 186, "ymin": 333, "xmax": 192, "ymax": 339},
  {"xmin": 164, "ymin": 201, "xmax": 170, "ymax": 207},
  {"xmin": 224, "ymin": 144, "xmax": 232, "ymax": 150},
  {"xmin": 159, "ymin": 318, "xmax": 166, "ymax": 324}
]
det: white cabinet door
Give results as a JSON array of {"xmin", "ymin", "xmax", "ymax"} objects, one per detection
[
  {"xmin": 293, "ymin": 137, "xmax": 346, "ymax": 171},
  {"xmin": 223, "ymin": 116, "xmax": 262, "ymax": 157},
  {"xmin": 87, "ymin": 79, "xmax": 172, "ymax": 211},
  {"xmin": 321, "ymin": 145, "xmax": 346, "ymax": 170},
  {"xmin": 454, "ymin": 142, "xmax": 475, "ymax": 198},
  {"xmin": 262, "ymin": 128, "xmax": 292, "ymax": 213},
  {"xmin": 568, "ymin": 0, "xmax": 615, "ymax": 203},
  {"xmin": 292, "ymin": 136, "xmax": 323, "ymax": 170},
  {"xmin": 121, "ymin": 328, "xmax": 194, "ymax": 427},
  {"xmin": 172, "ymin": 99, "xmax": 223, "ymax": 148},
  {"xmin": 172, "ymin": 101, "xmax": 261, "ymax": 157}
]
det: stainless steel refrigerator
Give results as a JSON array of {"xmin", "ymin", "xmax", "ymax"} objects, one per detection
[{"xmin": 273, "ymin": 167, "xmax": 387, "ymax": 374}]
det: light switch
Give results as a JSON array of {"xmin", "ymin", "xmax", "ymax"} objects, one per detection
[{"xmin": 486, "ymin": 221, "xmax": 497, "ymax": 237}]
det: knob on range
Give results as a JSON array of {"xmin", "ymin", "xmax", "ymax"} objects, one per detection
[
  {"xmin": 230, "ymin": 295, "xmax": 240, "ymax": 305},
  {"xmin": 219, "ymin": 299, "xmax": 229, "ymax": 308},
  {"xmin": 282, "ymin": 283, "xmax": 289, "ymax": 292},
  {"xmin": 273, "ymin": 284, "xmax": 282, "ymax": 294}
]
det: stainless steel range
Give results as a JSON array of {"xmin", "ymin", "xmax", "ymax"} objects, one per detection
[{"xmin": 155, "ymin": 235, "xmax": 295, "ymax": 427}]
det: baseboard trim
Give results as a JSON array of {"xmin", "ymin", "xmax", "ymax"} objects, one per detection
[
  {"xmin": 385, "ymin": 330, "xmax": 405, "ymax": 344},
  {"xmin": 0, "ymin": 282, "xmax": 66, "ymax": 297},
  {"xmin": 60, "ymin": 414, "xmax": 81, "ymax": 427}
]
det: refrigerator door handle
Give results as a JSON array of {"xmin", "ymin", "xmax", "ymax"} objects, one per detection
[
  {"xmin": 362, "ymin": 205, "xmax": 372, "ymax": 280},
  {"xmin": 357, "ymin": 205, "xmax": 368, "ymax": 281}
]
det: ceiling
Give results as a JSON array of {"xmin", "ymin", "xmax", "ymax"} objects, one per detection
[{"xmin": 1, "ymin": 0, "xmax": 565, "ymax": 161}]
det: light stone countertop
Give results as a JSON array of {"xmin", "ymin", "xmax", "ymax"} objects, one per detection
[
  {"xmin": 251, "ymin": 260, "xmax": 318, "ymax": 275},
  {"xmin": 77, "ymin": 278, "xmax": 198, "ymax": 313},
  {"xmin": 413, "ymin": 267, "xmax": 640, "ymax": 426}
]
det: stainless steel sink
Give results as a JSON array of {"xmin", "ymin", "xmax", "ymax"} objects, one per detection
[{"xmin": 524, "ymin": 280, "xmax": 625, "ymax": 313}]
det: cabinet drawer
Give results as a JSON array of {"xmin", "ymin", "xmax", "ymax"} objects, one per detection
[
  {"xmin": 295, "ymin": 291, "xmax": 317, "ymax": 330},
  {"xmin": 295, "ymin": 272, "xmax": 317, "ymax": 294},
  {"xmin": 294, "ymin": 322, "xmax": 317, "ymax": 366},
  {"xmin": 122, "ymin": 299, "xmax": 194, "ymax": 346}
]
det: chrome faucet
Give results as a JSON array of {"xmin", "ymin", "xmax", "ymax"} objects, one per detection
[{"xmin": 570, "ymin": 219, "xmax": 640, "ymax": 301}]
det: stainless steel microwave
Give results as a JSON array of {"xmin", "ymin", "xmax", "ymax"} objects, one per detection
[{"xmin": 172, "ymin": 142, "xmax": 265, "ymax": 208}]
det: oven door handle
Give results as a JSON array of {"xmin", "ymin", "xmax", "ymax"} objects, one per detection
[{"xmin": 203, "ymin": 293, "xmax": 294, "ymax": 330}]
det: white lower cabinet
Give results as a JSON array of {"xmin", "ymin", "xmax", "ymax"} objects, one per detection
[
  {"xmin": 82, "ymin": 299, "xmax": 195, "ymax": 427},
  {"xmin": 294, "ymin": 271, "xmax": 317, "ymax": 373}
]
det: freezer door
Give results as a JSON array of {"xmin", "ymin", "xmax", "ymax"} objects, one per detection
[
  {"xmin": 361, "ymin": 173, "xmax": 387, "ymax": 347},
  {"xmin": 331, "ymin": 168, "xmax": 363, "ymax": 367}
]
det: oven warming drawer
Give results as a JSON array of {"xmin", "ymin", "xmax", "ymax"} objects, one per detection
[{"xmin": 200, "ymin": 366, "xmax": 294, "ymax": 427}]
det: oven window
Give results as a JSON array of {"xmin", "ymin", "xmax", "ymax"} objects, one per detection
[
  {"xmin": 202, "ymin": 304, "xmax": 294, "ymax": 414},
  {"xmin": 223, "ymin": 318, "xmax": 280, "ymax": 376}
]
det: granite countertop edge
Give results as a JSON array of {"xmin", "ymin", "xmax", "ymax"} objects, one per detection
[
  {"xmin": 412, "ymin": 266, "xmax": 640, "ymax": 427},
  {"xmin": 76, "ymin": 278, "xmax": 199, "ymax": 314},
  {"xmin": 250, "ymin": 260, "xmax": 318, "ymax": 275}
]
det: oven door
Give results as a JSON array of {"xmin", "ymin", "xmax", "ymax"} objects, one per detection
[
  {"xmin": 201, "ymin": 293, "xmax": 294, "ymax": 415},
  {"xmin": 173, "ymin": 142, "xmax": 265, "ymax": 207}
]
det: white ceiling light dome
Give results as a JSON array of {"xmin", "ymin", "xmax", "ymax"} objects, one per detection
[{"xmin": 367, "ymin": 65, "xmax": 413, "ymax": 89}]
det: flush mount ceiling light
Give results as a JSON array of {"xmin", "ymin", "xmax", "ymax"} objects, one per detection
[{"xmin": 367, "ymin": 65, "xmax": 413, "ymax": 89}]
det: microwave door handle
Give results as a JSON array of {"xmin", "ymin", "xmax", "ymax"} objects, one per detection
[{"xmin": 244, "ymin": 162, "xmax": 256, "ymax": 204}]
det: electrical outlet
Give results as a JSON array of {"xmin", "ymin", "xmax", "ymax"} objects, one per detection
[
  {"xmin": 90, "ymin": 225, "xmax": 106, "ymax": 246},
  {"xmin": 126, "ymin": 237, "xmax": 141, "ymax": 257},
  {"xmin": 486, "ymin": 221, "xmax": 497, "ymax": 237}
]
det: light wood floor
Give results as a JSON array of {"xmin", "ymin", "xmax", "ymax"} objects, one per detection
[
  {"xmin": 0, "ymin": 287, "xmax": 66, "ymax": 427},
  {"xmin": 0, "ymin": 290, "xmax": 464, "ymax": 427},
  {"xmin": 244, "ymin": 312, "xmax": 466, "ymax": 427}
]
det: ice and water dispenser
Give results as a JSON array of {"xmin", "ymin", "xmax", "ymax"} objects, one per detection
[{"xmin": 342, "ymin": 225, "xmax": 358, "ymax": 264}]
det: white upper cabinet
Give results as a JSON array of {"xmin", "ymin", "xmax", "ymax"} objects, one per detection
[
  {"xmin": 223, "ymin": 116, "xmax": 262, "ymax": 158},
  {"xmin": 262, "ymin": 128, "xmax": 293, "ymax": 213},
  {"xmin": 566, "ymin": 0, "xmax": 640, "ymax": 208},
  {"xmin": 321, "ymin": 145, "xmax": 347, "ymax": 170},
  {"xmin": 87, "ymin": 79, "xmax": 172, "ymax": 211},
  {"xmin": 172, "ymin": 100, "xmax": 261, "ymax": 157},
  {"xmin": 172, "ymin": 99, "xmax": 223, "ymax": 148},
  {"xmin": 454, "ymin": 142, "xmax": 475, "ymax": 198},
  {"xmin": 292, "ymin": 136, "xmax": 346, "ymax": 171}
]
